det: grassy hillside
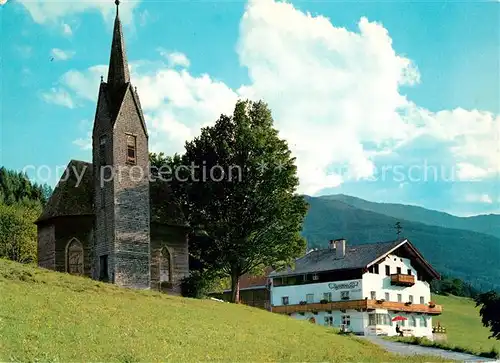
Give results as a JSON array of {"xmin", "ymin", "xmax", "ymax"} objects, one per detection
[
  {"xmin": 323, "ymin": 194, "xmax": 500, "ymax": 239},
  {"xmin": 0, "ymin": 260, "xmax": 447, "ymax": 362},
  {"xmin": 433, "ymin": 294, "xmax": 500, "ymax": 354},
  {"xmin": 302, "ymin": 196, "xmax": 500, "ymax": 291}
]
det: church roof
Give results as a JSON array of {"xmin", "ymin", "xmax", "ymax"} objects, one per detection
[
  {"xmin": 107, "ymin": 1, "xmax": 130, "ymax": 89},
  {"xmin": 93, "ymin": 0, "xmax": 148, "ymax": 137},
  {"xmin": 35, "ymin": 160, "xmax": 93, "ymax": 224},
  {"xmin": 36, "ymin": 160, "xmax": 188, "ymax": 228},
  {"xmin": 36, "ymin": 1, "xmax": 181, "ymax": 227},
  {"xmin": 269, "ymin": 238, "xmax": 440, "ymax": 280}
]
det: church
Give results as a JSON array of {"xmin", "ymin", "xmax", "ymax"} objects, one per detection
[{"xmin": 35, "ymin": 1, "xmax": 189, "ymax": 293}]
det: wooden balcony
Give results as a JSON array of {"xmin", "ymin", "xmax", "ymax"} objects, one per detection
[
  {"xmin": 271, "ymin": 299, "xmax": 442, "ymax": 315},
  {"xmin": 390, "ymin": 274, "xmax": 415, "ymax": 286},
  {"xmin": 368, "ymin": 300, "xmax": 442, "ymax": 314},
  {"xmin": 272, "ymin": 300, "xmax": 368, "ymax": 314}
]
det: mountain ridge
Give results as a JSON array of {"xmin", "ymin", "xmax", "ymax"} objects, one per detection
[
  {"xmin": 301, "ymin": 195, "xmax": 500, "ymax": 292},
  {"xmin": 320, "ymin": 194, "xmax": 500, "ymax": 239}
]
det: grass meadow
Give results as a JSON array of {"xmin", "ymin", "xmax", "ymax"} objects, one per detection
[{"xmin": 0, "ymin": 259, "xmax": 452, "ymax": 362}]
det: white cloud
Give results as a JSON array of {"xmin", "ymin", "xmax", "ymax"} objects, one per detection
[
  {"xmin": 61, "ymin": 65, "xmax": 108, "ymax": 101},
  {"xmin": 41, "ymin": 88, "xmax": 75, "ymax": 108},
  {"xmin": 235, "ymin": 0, "xmax": 423, "ymax": 193},
  {"xmin": 157, "ymin": 49, "xmax": 191, "ymax": 68},
  {"xmin": 61, "ymin": 23, "xmax": 73, "ymax": 36},
  {"xmin": 51, "ymin": 48, "xmax": 75, "ymax": 61},
  {"xmin": 133, "ymin": 67, "xmax": 239, "ymax": 154},
  {"xmin": 465, "ymin": 193, "xmax": 494, "ymax": 204},
  {"xmin": 73, "ymin": 120, "xmax": 92, "ymax": 151},
  {"xmin": 18, "ymin": 0, "xmax": 139, "ymax": 25},
  {"xmin": 139, "ymin": 9, "xmax": 150, "ymax": 27},
  {"xmin": 455, "ymin": 162, "xmax": 492, "ymax": 181},
  {"xmin": 1, "ymin": 0, "xmax": 8, "ymax": 6},
  {"xmin": 72, "ymin": 137, "xmax": 92, "ymax": 150},
  {"xmin": 52, "ymin": 60, "xmax": 237, "ymax": 155},
  {"xmin": 44, "ymin": 0, "xmax": 499, "ymax": 196},
  {"xmin": 408, "ymin": 106, "xmax": 500, "ymax": 182},
  {"xmin": 235, "ymin": 0, "xmax": 499, "ymax": 194}
]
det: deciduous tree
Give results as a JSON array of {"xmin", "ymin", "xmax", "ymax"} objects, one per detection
[
  {"xmin": 475, "ymin": 291, "xmax": 500, "ymax": 340},
  {"xmin": 0, "ymin": 203, "xmax": 40, "ymax": 263},
  {"xmin": 176, "ymin": 100, "xmax": 307, "ymax": 302}
]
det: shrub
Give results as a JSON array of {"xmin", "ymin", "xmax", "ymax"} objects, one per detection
[
  {"xmin": 180, "ymin": 271, "xmax": 214, "ymax": 298},
  {"xmin": 479, "ymin": 347, "xmax": 499, "ymax": 359}
]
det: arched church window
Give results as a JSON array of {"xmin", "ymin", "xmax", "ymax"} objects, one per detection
[
  {"xmin": 66, "ymin": 238, "xmax": 84, "ymax": 275},
  {"xmin": 160, "ymin": 247, "xmax": 172, "ymax": 283}
]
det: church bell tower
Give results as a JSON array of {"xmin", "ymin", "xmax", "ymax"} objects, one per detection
[{"xmin": 91, "ymin": 0, "xmax": 151, "ymax": 289}]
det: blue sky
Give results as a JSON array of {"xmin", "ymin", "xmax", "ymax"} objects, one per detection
[{"xmin": 1, "ymin": 0, "xmax": 499, "ymax": 216}]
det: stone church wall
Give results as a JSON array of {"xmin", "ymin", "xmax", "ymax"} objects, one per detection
[
  {"xmin": 111, "ymin": 87, "xmax": 151, "ymax": 289},
  {"xmin": 150, "ymin": 223, "xmax": 189, "ymax": 294},
  {"xmin": 37, "ymin": 224, "xmax": 55, "ymax": 270},
  {"xmin": 53, "ymin": 215, "xmax": 94, "ymax": 276},
  {"xmin": 92, "ymin": 84, "xmax": 116, "ymax": 282}
]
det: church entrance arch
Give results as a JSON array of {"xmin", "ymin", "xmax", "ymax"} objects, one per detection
[
  {"xmin": 159, "ymin": 247, "xmax": 172, "ymax": 284},
  {"xmin": 66, "ymin": 238, "xmax": 84, "ymax": 275}
]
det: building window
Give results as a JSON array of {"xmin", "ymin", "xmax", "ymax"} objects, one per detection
[
  {"xmin": 66, "ymin": 238, "xmax": 83, "ymax": 275},
  {"xmin": 99, "ymin": 255, "xmax": 109, "ymax": 282},
  {"xmin": 369, "ymin": 313, "xmax": 392, "ymax": 326},
  {"xmin": 324, "ymin": 316, "xmax": 333, "ymax": 326},
  {"xmin": 407, "ymin": 269, "xmax": 412, "ymax": 275},
  {"xmin": 420, "ymin": 296, "xmax": 425, "ymax": 304},
  {"xmin": 99, "ymin": 135, "xmax": 107, "ymax": 166},
  {"xmin": 340, "ymin": 291, "xmax": 350, "ymax": 300},
  {"xmin": 341, "ymin": 315, "xmax": 351, "ymax": 326},
  {"xmin": 159, "ymin": 247, "xmax": 172, "ymax": 284},
  {"xmin": 420, "ymin": 315, "xmax": 427, "ymax": 327},
  {"xmin": 397, "ymin": 267, "xmax": 402, "ymax": 274},
  {"xmin": 306, "ymin": 293, "xmax": 314, "ymax": 303},
  {"xmin": 369, "ymin": 314, "xmax": 375, "ymax": 326},
  {"xmin": 409, "ymin": 295, "xmax": 414, "ymax": 303},
  {"xmin": 385, "ymin": 292, "xmax": 390, "ymax": 301},
  {"xmin": 385, "ymin": 265, "xmax": 390, "ymax": 276},
  {"xmin": 282, "ymin": 296, "xmax": 289, "ymax": 305},
  {"xmin": 323, "ymin": 292, "xmax": 332, "ymax": 302},
  {"xmin": 409, "ymin": 316, "xmax": 416, "ymax": 327},
  {"xmin": 374, "ymin": 264, "xmax": 379, "ymax": 274},
  {"xmin": 370, "ymin": 291, "xmax": 376, "ymax": 300},
  {"xmin": 126, "ymin": 134, "xmax": 137, "ymax": 164},
  {"xmin": 397, "ymin": 294, "xmax": 402, "ymax": 302}
]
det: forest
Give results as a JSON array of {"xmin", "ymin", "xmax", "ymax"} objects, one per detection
[{"xmin": 0, "ymin": 167, "xmax": 51, "ymax": 263}]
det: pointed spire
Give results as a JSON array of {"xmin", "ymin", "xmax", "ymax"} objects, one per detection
[{"xmin": 107, "ymin": 0, "xmax": 130, "ymax": 88}]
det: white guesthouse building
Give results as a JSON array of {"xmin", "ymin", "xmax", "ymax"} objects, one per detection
[{"xmin": 269, "ymin": 238, "xmax": 443, "ymax": 338}]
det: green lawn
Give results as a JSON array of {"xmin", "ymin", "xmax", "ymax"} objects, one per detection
[
  {"xmin": 0, "ymin": 259, "xmax": 449, "ymax": 362},
  {"xmin": 432, "ymin": 294, "xmax": 500, "ymax": 355}
]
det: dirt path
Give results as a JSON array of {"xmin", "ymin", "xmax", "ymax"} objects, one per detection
[{"xmin": 360, "ymin": 336, "xmax": 498, "ymax": 362}]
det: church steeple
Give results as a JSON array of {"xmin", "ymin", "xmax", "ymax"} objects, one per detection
[{"xmin": 107, "ymin": 0, "xmax": 130, "ymax": 88}]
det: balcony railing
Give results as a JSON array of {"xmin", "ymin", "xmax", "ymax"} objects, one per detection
[
  {"xmin": 271, "ymin": 299, "xmax": 442, "ymax": 315},
  {"xmin": 390, "ymin": 274, "xmax": 415, "ymax": 286}
]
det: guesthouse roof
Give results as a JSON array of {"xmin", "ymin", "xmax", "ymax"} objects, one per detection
[{"xmin": 269, "ymin": 238, "xmax": 440, "ymax": 280}]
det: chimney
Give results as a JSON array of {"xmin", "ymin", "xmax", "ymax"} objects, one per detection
[{"xmin": 334, "ymin": 238, "xmax": 346, "ymax": 259}]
